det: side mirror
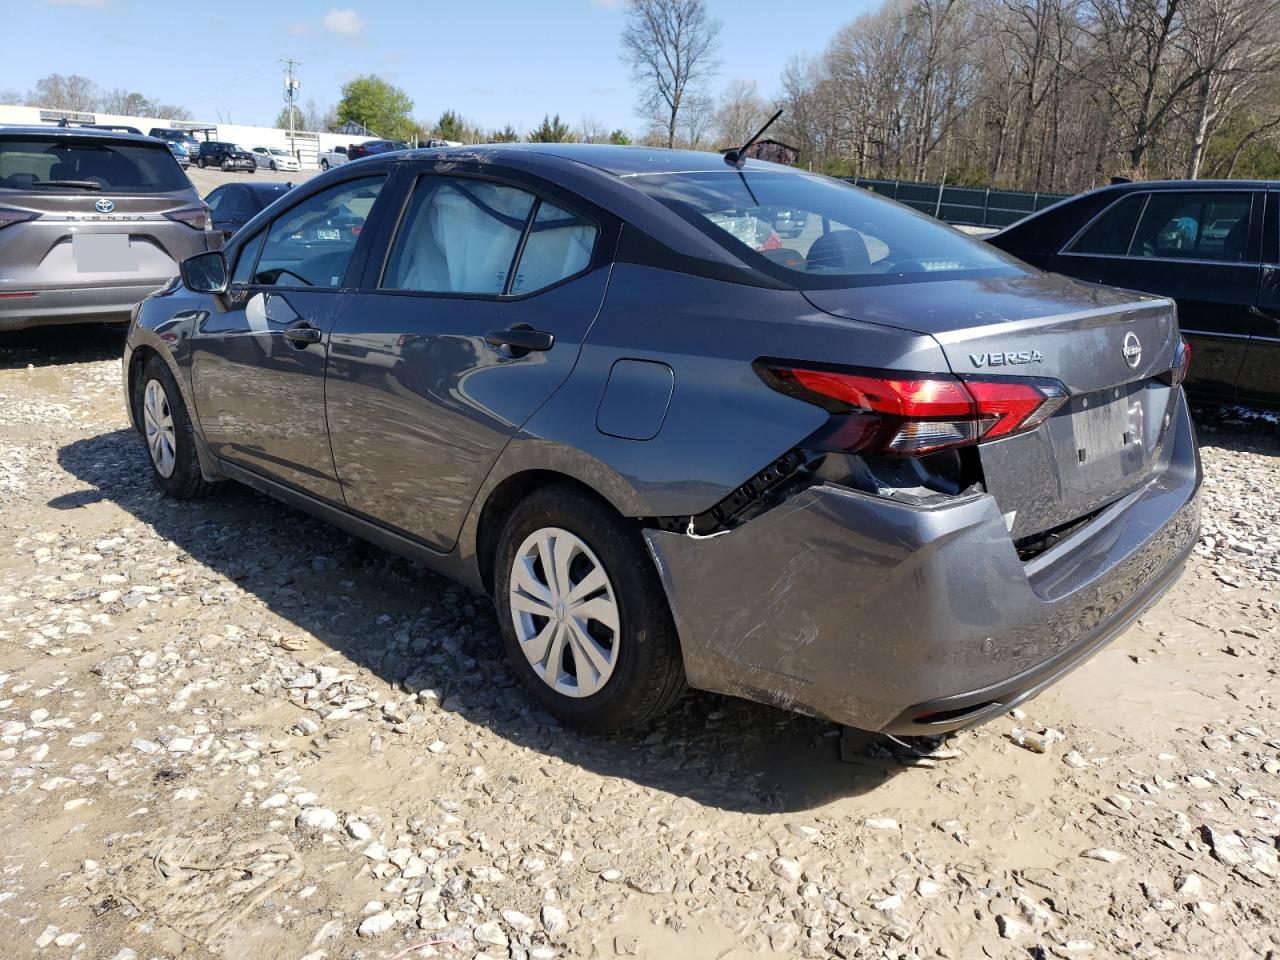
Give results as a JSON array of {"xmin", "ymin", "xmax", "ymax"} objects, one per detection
[{"xmin": 181, "ymin": 250, "xmax": 229, "ymax": 294}]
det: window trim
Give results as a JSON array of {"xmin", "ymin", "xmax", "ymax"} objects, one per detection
[
  {"xmin": 236, "ymin": 172, "xmax": 389, "ymax": 294},
  {"xmin": 372, "ymin": 170, "xmax": 602, "ymax": 303},
  {"xmin": 1061, "ymin": 188, "xmax": 1261, "ymax": 266},
  {"xmin": 1061, "ymin": 192, "xmax": 1148, "ymax": 258}
]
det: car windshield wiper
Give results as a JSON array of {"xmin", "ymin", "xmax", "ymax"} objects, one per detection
[{"xmin": 31, "ymin": 180, "xmax": 103, "ymax": 191}]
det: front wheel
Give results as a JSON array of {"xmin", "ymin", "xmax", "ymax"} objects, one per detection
[
  {"xmin": 135, "ymin": 357, "xmax": 217, "ymax": 499},
  {"xmin": 320, "ymin": 159, "xmax": 329, "ymax": 170},
  {"xmin": 494, "ymin": 485, "xmax": 685, "ymax": 730},
  {"xmin": 198, "ymin": 157, "xmax": 207, "ymax": 169}
]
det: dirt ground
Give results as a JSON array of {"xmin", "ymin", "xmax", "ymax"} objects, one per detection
[
  {"xmin": 184, "ymin": 165, "xmax": 319, "ymax": 197},
  {"xmin": 0, "ymin": 325, "xmax": 1277, "ymax": 960}
]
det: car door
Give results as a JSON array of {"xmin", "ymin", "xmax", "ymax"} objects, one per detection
[
  {"xmin": 1050, "ymin": 188, "xmax": 1261, "ymax": 399},
  {"xmin": 189, "ymin": 171, "xmax": 391, "ymax": 503},
  {"xmin": 1238, "ymin": 190, "xmax": 1280, "ymax": 405},
  {"xmin": 324, "ymin": 166, "xmax": 611, "ymax": 551},
  {"xmin": 206, "ymin": 185, "xmax": 252, "ymax": 243}
]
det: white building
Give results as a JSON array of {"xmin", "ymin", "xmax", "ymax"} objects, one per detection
[{"xmin": 0, "ymin": 104, "xmax": 378, "ymax": 170}]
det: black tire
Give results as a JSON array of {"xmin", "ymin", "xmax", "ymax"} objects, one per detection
[
  {"xmin": 494, "ymin": 484, "xmax": 686, "ymax": 731},
  {"xmin": 134, "ymin": 356, "xmax": 217, "ymax": 500},
  {"xmin": 198, "ymin": 157, "xmax": 206, "ymax": 169},
  {"xmin": 320, "ymin": 159, "xmax": 329, "ymax": 171}
]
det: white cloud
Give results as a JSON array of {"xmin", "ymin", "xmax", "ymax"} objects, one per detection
[
  {"xmin": 287, "ymin": 21, "xmax": 312, "ymax": 36},
  {"xmin": 322, "ymin": 8, "xmax": 366, "ymax": 37},
  {"xmin": 590, "ymin": 0, "xmax": 623, "ymax": 7}
]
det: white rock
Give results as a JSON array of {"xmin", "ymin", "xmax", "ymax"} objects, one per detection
[
  {"xmin": 356, "ymin": 911, "xmax": 396, "ymax": 937},
  {"xmin": 297, "ymin": 807, "xmax": 339, "ymax": 832},
  {"xmin": 1081, "ymin": 848, "xmax": 1126, "ymax": 863},
  {"xmin": 770, "ymin": 856, "xmax": 803, "ymax": 883},
  {"xmin": 502, "ymin": 909, "xmax": 536, "ymax": 933},
  {"xmin": 474, "ymin": 921, "xmax": 508, "ymax": 947},
  {"xmin": 863, "ymin": 817, "xmax": 899, "ymax": 831},
  {"xmin": 347, "ymin": 820, "xmax": 372, "ymax": 841}
]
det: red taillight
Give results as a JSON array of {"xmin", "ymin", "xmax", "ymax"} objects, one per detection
[
  {"xmin": 0, "ymin": 206, "xmax": 38, "ymax": 230},
  {"xmin": 759, "ymin": 362, "xmax": 1068, "ymax": 456},
  {"xmin": 164, "ymin": 206, "xmax": 209, "ymax": 231},
  {"xmin": 1172, "ymin": 338, "xmax": 1191, "ymax": 386}
]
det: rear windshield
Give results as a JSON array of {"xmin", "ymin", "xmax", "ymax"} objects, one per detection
[
  {"xmin": 633, "ymin": 168, "xmax": 1018, "ymax": 288},
  {"xmin": 0, "ymin": 137, "xmax": 190, "ymax": 193}
]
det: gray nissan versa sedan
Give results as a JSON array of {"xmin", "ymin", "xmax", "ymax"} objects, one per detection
[
  {"xmin": 121, "ymin": 145, "xmax": 1201, "ymax": 734},
  {"xmin": 0, "ymin": 126, "xmax": 210, "ymax": 331}
]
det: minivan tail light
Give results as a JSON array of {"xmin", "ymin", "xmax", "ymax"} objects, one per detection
[
  {"xmin": 757, "ymin": 362, "xmax": 1068, "ymax": 456},
  {"xmin": 164, "ymin": 206, "xmax": 209, "ymax": 231},
  {"xmin": 1172, "ymin": 338, "xmax": 1191, "ymax": 386},
  {"xmin": 0, "ymin": 206, "xmax": 38, "ymax": 230}
]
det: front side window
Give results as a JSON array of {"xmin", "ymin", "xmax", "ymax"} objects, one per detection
[
  {"xmin": 632, "ymin": 169, "xmax": 1015, "ymax": 287},
  {"xmin": 251, "ymin": 176, "xmax": 384, "ymax": 288},
  {"xmin": 0, "ymin": 137, "xmax": 188, "ymax": 193},
  {"xmin": 1128, "ymin": 191, "xmax": 1253, "ymax": 262},
  {"xmin": 1068, "ymin": 194, "xmax": 1146, "ymax": 256}
]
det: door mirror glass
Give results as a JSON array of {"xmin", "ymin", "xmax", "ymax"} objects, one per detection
[{"xmin": 181, "ymin": 250, "xmax": 229, "ymax": 294}]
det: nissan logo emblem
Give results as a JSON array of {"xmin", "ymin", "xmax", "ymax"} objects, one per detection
[
  {"xmin": 95, "ymin": 198, "xmax": 115, "ymax": 213},
  {"xmin": 1122, "ymin": 331, "xmax": 1142, "ymax": 369}
]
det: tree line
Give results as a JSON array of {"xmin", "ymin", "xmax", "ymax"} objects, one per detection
[{"xmin": 0, "ymin": 73, "xmax": 192, "ymax": 121}]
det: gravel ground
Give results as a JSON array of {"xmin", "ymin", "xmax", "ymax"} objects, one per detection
[
  {"xmin": 0, "ymin": 326, "xmax": 1278, "ymax": 960},
  {"xmin": 183, "ymin": 165, "xmax": 319, "ymax": 198}
]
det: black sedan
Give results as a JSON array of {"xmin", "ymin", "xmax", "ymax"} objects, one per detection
[
  {"xmin": 988, "ymin": 180, "xmax": 1279, "ymax": 406},
  {"xmin": 204, "ymin": 181, "xmax": 293, "ymax": 245}
]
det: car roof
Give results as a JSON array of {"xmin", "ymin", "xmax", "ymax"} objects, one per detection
[
  {"xmin": 0, "ymin": 124, "xmax": 166, "ymax": 145},
  {"xmin": 373, "ymin": 142, "xmax": 784, "ymax": 179},
  {"xmin": 1085, "ymin": 178, "xmax": 1280, "ymax": 196}
]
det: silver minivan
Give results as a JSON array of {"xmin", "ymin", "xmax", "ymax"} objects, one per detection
[{"xmin": 0, "ymin": 126, "xmax": 211, "ymax": 331}]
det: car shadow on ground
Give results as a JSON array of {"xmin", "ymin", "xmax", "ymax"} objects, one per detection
[
  {"xmin": 1190, "ymin": 402, "xmax": 1280, "ymax": 458},
  {"xmin": 55, "ymin": 428, "xmax": 914, "ymax": 814},
  {"xmin": 0, "ymin": 324, "xmax": 127, "ymax": 370}
]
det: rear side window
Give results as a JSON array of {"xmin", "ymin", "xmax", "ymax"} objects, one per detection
[
  {"xmin": 634, "ymin": 169, "xmax": 1013, "ymax": 288},
  {"xmin": 0, "ymin": 137, "xmax": 189, "ymax": 193},
  {"xmin": 252, "ymin": 176, "xmax": 384, "ymax": 288},
  {"xmin": 1128, "ymin": 191, "xmax": 1253, "ymax": 262},
  {"xmin": 382, "ymin": 178, "xmax": 598, "ymax": 297},
  {"xmin": 1068, "ymin": 194, "xmax": 1145, "ymax": 256},
  {"xmin": 511, "ymin": 201, "xmax": 596, "ymax": 294}
]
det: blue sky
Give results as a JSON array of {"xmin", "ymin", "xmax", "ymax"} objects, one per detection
[{"xmin": 4, "ymin": 0, "xmax": 874, "ymax": 134}]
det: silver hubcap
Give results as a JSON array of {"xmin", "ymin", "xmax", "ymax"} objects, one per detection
[
  {"xmin": 142, "ymin": 379, "xmax": 177, "ymax": 478},
  {"xmin": 509, "ymin": 527, "xmax": 620, "ymax": 698}
]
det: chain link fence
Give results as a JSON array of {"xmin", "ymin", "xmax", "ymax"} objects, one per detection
[{"xmin": 843, "ymin": 178, "xmax": 1069, "ymax": 229}]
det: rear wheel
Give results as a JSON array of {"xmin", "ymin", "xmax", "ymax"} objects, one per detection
[
  {"xmin": 198, "ymin": 157, "xmax": 207, "ymax": 169},
  {"xmin": 494, "ymin": 485, "xmax": 685, "ymax": 731},
  {"xmin": 135, "ymin": 357, "xmax": 216, "ymax": 500},
  {"xmin": 320, "ymin": 159, "xmax": 329, "ymax": 170}
]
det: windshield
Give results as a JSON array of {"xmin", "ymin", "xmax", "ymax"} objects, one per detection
[
  {"xmin": 268, "ymin": 148, "xmax": 288, "ymax": 156},
  {"xmin": 0, "ymin": 137, "xmax": 190, "ymax": 193},
  {"xmin": 633, "ymin": 169, "xmax": 1018, "ymax": 288},
  {"xmin": 232, "ymin": 144, "xmax": 249, "ymax": 153}
]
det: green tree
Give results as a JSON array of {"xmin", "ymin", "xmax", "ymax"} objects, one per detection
[
  {"xmin": 489, "ymin": 124, "xmax": 520, "ymax": 142},
  {"xmin": 335, "ymin": 75, "xmax": 415, "ymax": 141},
  {"xmin": 528, "ymin": 114, "xmax": 573, "ymax": 143},
  {"xmin": 434, "ymin": 110, "xmax": 466, "ymax": 141},
  {"xmin": 608, "ymin": 129, "xmax": 632, "ymax": 145}
]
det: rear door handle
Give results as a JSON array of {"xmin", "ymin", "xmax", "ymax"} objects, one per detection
[
  {"xmin": 283, "ymin": 323, "xmax": 322, "ymax": 345},
  {"xmin": 485, "ymin": 326, "xmax": 554, "ymax": 353}
]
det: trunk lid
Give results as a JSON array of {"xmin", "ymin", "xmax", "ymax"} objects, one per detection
[{"xmin": 803, "ymin": 272, "xmax": 1182, "ymax": 541}]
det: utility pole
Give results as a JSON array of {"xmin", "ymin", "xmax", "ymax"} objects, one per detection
[{"xmin": 281, "ymin": 58, "xmax": 301, "ymax": 160}]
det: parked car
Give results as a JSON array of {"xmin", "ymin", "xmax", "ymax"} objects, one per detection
[
  {"xmin": 318, "ymin": 145, "xmax": 347, "ymax": 170},
  {"xmin": 251, "ymin": 146, "xmax": 300, "ymax": 172},
  {"xmin": 164, "ymin": 139, "xmax": 190, "ymax": 169},
  {"xmin": 123, "ymin": 145, "xmax": 1200, "ymax": 734},
  {"xmin": 988, "ymin": 180, "xmax": 1279, "ymax": 406},
  {"xmin": 203, "ymin": 181, "xmax": 292, "ymax": 244},
  {"xmin": 196, "ymin": 141, "xmax": 255, "ymax": 172},
  {"xmin": 0, "ymin": 125, "xmax": 210, "ymax": 331},
  {"xmin": 149, "ymin": 127, "xmax": 202, "ymax": 157},
  {"xmin": 346, "ymin": 139, "xmax": 409, "ymax": 161}
]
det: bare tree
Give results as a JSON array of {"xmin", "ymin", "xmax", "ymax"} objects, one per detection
[
  {"xmin": 30, "ymin": 74, "xmax": 99, "ymax": 112},
  {"xmin": 1181, "ymin": 0, "xmax": 1280, "ymax": 178},
  {"xmin": 620, "ymin": 0, "xmax": 721, "ymax": 149},
  {"xmin": 715, "ymin": 78, "xmax": 769, "ymax": 148},
  {"xmin": 576, "ymin": 116, "xmax": 611, "ymax": 143}
]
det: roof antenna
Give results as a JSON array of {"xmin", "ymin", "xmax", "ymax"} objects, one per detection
[{"xmin": 724, "ymin": 108, "xmax": 783, "ymax": 169}]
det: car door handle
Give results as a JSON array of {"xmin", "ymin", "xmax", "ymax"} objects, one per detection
[
  {"xmin": 485, "ymin": 326, "xmax": 554, "ymax": 353},
  {"xmin": 283, "ymin": 323, "xmax": 322, "ymax": 345}
]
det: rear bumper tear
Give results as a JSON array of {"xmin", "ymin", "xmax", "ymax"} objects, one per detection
[{"xmin": 643, "ymin": 390, "xmax": 1201, "ymax": 732}]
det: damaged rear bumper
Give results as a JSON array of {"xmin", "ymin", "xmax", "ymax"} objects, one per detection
[{"xmin": 643, "ymin": 391, "xmax": 1201, "ymax": 734}]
